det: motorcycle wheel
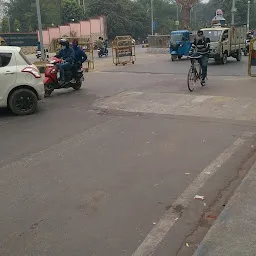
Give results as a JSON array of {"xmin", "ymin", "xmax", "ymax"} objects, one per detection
[
  {"xmin": 72, "ymin": 81, "xmax": 82, "ymax": 90},
  {"xmin": 44, "ymin": 85, "xmax": 54, "ymax": 97}
]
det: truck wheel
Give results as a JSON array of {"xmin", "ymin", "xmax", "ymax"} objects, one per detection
[
  {"xmin": 236, "ymin": 51, "xmax": 242, "ymax": 61},
  {"xmin": 8, "ymin": 88, "xmax": 38, "ymax": 115},
  {"xmin": 221, "ymin": 53, "xmax": 228, "ymax": 64}
]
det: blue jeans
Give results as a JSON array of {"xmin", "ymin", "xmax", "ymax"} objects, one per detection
[
  {"xmin": 56, "ymin": 62, "xmax": 73, "ymax": 81},
  {"xmin": 199, "ymin": 55, "xmax": 208, "ymax": 80}
]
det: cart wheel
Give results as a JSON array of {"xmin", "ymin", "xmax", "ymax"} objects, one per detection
[{"xmin": 132, "ymin": 61, "xmax": 135, "ymax": 64}]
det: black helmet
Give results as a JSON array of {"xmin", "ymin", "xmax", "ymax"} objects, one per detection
[
  {"xmin": 197, "ymin": 30, "xmax": 203, "ymax": 35},
  {"xmin": 59, "ymin": 38, "xmax": 69, "ymax": 46}
]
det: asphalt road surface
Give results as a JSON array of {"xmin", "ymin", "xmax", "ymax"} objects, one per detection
[{"xmin": 1, "ymin": 52, "xmax": 256, "ymax": 256}]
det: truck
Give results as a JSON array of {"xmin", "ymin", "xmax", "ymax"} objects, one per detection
[{"xmin": 201, "ymin": 25, "xmax": 247, "ymax": 64}]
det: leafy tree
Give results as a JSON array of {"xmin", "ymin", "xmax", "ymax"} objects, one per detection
[
  {"xmin": 61, "ymin": 0, "xmax": 83, "ymax": 24},
  {"xmin": 87, "ymin": 0, "xmax": 150, "ymax": 38},
  {"xmin": 1, "ymin": 17, "xmax": 9, "ymax": 32},
  {"xmin": 14, "ymin": 19, "xmax": 20, "ymax": 31}
]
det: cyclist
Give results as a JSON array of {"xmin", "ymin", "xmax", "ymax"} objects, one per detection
[{"xmin": 191, "ymin": 30, "xmax": 210, "ymax": 86}]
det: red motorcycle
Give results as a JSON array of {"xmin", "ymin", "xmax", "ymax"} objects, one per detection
[{"xmin": 43, "ymin": 57, "xmax": 84, "ymax": 97}]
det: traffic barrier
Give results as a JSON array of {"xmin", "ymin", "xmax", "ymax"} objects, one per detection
[
  {"xmin": 112, "ymin": 36, "xmax": 136, "ymax": 66},
  {"xmin": 248, "ymin": 38, "xmax": 256, "ymax": 77},
  {"xmin": 147, "ymin": 35, "xmax": 170, "ymax": 54},
  {"xmin": 33, "ymin": 61, "xmax": 48, "ymax": 74}
]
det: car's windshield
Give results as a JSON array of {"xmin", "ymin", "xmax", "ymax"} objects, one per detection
[
  {"xmin": 19, "ymin": 50, "xmax": 32, "ymax": 65},
  {"xmin": 170, "ymin": 34, "xmax": 183, "ymax": 42},
  {"xmin": 202, "ymin": 30, "xmax": 222, "ymax": 42}
]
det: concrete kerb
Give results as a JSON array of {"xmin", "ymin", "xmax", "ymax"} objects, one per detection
[{"xmin": 194, "ymin": 158, "xmax": 256, "ymax": 256}]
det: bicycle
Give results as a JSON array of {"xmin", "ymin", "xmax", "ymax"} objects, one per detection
[{"xmin": 187, "ymin": 53, "xmax": 203, "ymax": 92}]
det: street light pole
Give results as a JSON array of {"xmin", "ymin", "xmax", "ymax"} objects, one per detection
[
  {"xmin": 36, "ymin": 0, "xmax": 45, "ymax": 60},
  {"xmin": 151, "ymin": 0, "xmax": 154, "ymax": 35},
  {"xmin": 247, "ymin": 0, "xmax": 251, "ymax": 30},
  {"xmin": 231, "ymin": 0, "xmax": 236, "ymax": 25}
]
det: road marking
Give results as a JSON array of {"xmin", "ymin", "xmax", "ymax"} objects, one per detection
[
  {"xmin": 192, "ymin": 96, "xmax": 213, "ymax": 103},
  {"xmin": 132, "ymin": 132, "xmax": 254, "ymax": 256}
]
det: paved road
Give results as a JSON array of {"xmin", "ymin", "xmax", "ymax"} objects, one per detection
[
  {"xmin": 0, "ymin": 53, "xmax": 256, "ymax": 256},
  {"xmin": 27, "ymin": 45, "xmax": 147, "ymax": 65}
]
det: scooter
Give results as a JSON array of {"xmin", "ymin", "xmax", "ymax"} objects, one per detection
[
  {"xmin": 98, "ymin": 47, "xmax": 108, "ymax": 58},
  {"xmin": 43, "ymin": 57, "xmax": 84, "ymax": 97}
]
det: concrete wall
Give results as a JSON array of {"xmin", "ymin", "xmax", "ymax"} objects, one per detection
[
  {"xmin": 80, "ymin": 20, "xmax": 91, "ymax": 36},
  {"xmin": 69, "ymin": 23, "xmax": 81, "ymax": 37},
  {"xmin": 39, "ymin": 16, "xmax": 107, "ymax": 48},
  {"xmin": 59, "ymin": 25, "xmax": 71, "ymax": 37},
  {"xmin": 90, "ymin": 18, "xmax": 101, "ymax": 34},
  {"xmin": 48, "ymin": 27, "xmax": 60, "ymax": 43}
]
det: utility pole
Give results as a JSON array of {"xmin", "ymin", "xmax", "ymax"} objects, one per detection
[
  {"xmin": 36, "ymin": 0, "xmax": 45, "ymax": 60},
  {"xmin": 247, "ymin": 0, "xmax": 251, "ymax": 30},
  {"xmin": 231, "ymin": 0, "xmax": 236, "ymax": 25},
  {"xmin": 82, "ymin": 0, "xmax": 86, "ymax": 14},
  {"xmin": 176, "ymin": 4, "xmax": 179, "ymax": 30},
  {"xmin": 151, "ymin": 0, "xmax": 154, "ymax": 35}
]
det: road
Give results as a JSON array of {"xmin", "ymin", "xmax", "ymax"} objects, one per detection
[
  {"xmin": 1, "ymin": 52, "xmax": 256, "ymax": 256},
  {"xmin": 27, "ymin": 45, "xmax": 147, "ymax": 64}
]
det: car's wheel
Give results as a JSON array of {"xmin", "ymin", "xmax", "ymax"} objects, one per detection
[
  {"xmin": 8, "ymin": 88, "xmax": 38, "ymax": 115},
  {"xmin": 72, "ymin": 81, "xmax": 82, "ymax": 90},
  {"xmin": 221, "ymin": 52, "xmax": 228, "ymax": 64},
  {"xmin": 178, "ymin": 55, "xmax": 182, "ymax": 59}
]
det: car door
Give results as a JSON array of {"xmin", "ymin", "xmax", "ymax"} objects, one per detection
[{"xmin": 0, "ymin": 50, "xmax": 17, "ymax": 102}]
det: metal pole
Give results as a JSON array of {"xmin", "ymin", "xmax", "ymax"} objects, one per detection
[
  {"xmin": 36, "ymin": 0, "xmax": 45, "ymax": 60},
  {"xmin": 247, "ymin": 0, "xmax": 250, "ymax": 30},
  {"xmin": 231, "ymin": 0, "xmax": 236, "ymax": 25},
  {"xmin": 151, "ymin": 0, "xmax": 154, "ymax": 35},
  {"xmin": 7, "ymin": 16, "xmax": 11, "ymax": 32},
  {"xmin": 176, "ymin": 4, "xmax": 179, "ymax": 30}
]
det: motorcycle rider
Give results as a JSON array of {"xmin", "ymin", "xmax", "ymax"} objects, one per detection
[
  {"xmin": 55, "ymin": 38, "xmax": 75, "ymax": 85},
  {"xmin": 71, "ymin": 39, "xmax": 87, "ymax": 82},
  {"xmin": 191, "ymin": 30, "xmax": 210, "ymax": 86}
]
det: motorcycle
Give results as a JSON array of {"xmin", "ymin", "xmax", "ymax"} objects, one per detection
[
  {"xmin": 243, "ymin": 39, "xmax": 250, "ymax": 56},
  {"xmin": 43, "ymin": 57, "xmax": 84, "ymax": 97},
  {"xmin": 98, "ymin": 47, "xmax": 108, "ymax": 58},
  {"xmin": 36, "ymin": 50, "xmax": 41, "ymax": 59}
]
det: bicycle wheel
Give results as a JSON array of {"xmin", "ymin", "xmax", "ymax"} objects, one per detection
[{"xmin": 187, "ymin": 67, "xmax": 196, "ymax": 92}]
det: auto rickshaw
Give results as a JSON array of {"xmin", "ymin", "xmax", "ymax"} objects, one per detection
[{"xmin": 169, "ymin": 30, "xmax": 192, "ymax": 61}]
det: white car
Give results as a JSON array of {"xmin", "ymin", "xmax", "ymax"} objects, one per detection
[{"xmin": 0, "ymin": 46, "xmax": 44, "ymax": 115}]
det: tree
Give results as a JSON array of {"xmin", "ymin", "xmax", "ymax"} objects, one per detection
[
  {"xmin": 1, "ymin": 17, "xmax": 9, "ymax": 33},
  {"xmin": 61, "ymin": 0, "xmax": 83, "ymax": 24},
  {"xmin": 14, "ymin": 19, "xmax": 20, "ymax": 31},
  {"xmin": 87, "ymin": 0, "xmax": 150, "ymax": 38}
]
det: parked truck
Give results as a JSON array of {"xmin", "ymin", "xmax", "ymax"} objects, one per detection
[{"xmin": 201, "ymin": 25, "xmax": 247, "ymax": 64}]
